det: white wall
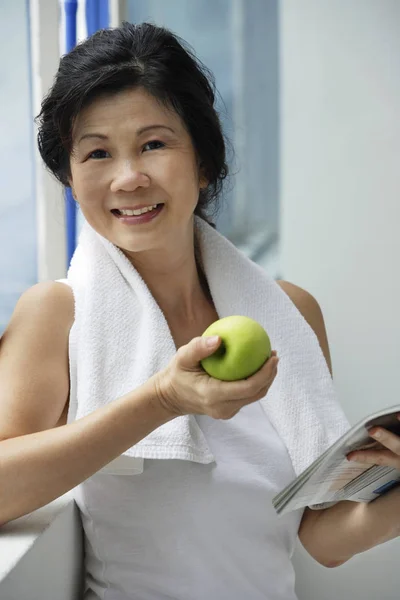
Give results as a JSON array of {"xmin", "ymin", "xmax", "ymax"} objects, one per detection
[
  {"xmin": 280, "ymin": 1, "xmax": 400, "ymax": 598},
  {"xmin": 0, "ymin": 2, "xmax": 36, "ymax": 332}
]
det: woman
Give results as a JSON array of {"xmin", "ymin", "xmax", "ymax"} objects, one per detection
[{"xmin": 1, "ymin": 22, "xmax": 399, "ymax": 600}]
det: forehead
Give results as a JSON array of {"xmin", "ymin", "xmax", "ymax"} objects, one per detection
[{"xmin": 72, "ymin": 87, "xmax": 184, "ymax": 137}]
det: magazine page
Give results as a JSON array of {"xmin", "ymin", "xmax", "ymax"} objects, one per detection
[{"xmin": 273, "ymin": 405, "xmax": 400, "ymax": 515}]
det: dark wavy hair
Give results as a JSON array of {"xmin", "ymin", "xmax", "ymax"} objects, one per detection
[{"xmin": 36, "ymin": 22, "xmax": 229, "ymax": 225}]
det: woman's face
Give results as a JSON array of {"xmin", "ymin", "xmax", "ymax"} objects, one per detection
[{"xmin": 69, "ymin": 87, "xmax": 206, "ymax": 257}]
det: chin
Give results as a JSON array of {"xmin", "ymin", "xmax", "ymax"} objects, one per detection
[{"xmin": 114, "ymin": 232, "xmax": 165, "ymax": 257}]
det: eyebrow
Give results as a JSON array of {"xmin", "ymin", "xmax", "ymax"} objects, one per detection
[{"xmin": 77, "ymin": 125, "xmax": 176, "ymax": 144}]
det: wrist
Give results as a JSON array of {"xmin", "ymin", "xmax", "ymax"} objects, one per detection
[{"xmin": 149, "ymin": 371, "xmax": 179, "ymax": 421}]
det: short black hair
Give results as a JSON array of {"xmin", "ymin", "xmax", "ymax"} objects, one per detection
[{"xmin": 36, "ymin": 21, "xmax": 229, "ymax": 224}]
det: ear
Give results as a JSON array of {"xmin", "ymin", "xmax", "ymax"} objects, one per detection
[
  {"xmin": 68, "ymin": 179, "xmax": 77, "ymax": 201},
  {"xmin": 199, "ymin": 168, "xmax": 208, "ymax": 190},
  {"xmin": 199, "ymin": 177, "xmax": 208, "ymax": 190},
  {"xmin": 197, "ymin": 159, "xmax": 208, "ymax": 190}
]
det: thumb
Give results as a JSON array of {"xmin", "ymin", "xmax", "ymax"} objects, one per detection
[{"xmin": 178, "ymin": 335, "xmax": 221, "ymax": 369}]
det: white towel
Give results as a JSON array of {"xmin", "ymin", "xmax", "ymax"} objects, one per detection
[{"xmin": 66, "ymin": 216, "xmax": 350, "ymax": 476}]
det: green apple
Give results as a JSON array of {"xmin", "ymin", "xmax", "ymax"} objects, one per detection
[{"xmin": 200, "ymin": 315, "xmax": 271, "ymax": 381}]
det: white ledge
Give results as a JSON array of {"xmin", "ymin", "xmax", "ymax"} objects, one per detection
[{"xmin": 0, "ymin": 492, "xmax": 83, "ymax": 599}]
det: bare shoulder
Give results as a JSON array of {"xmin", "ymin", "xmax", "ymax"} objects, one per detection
[
  {"xmin": 276, "ymin": 280, "xmax": 333, "ymax": 376},
  {"xmin": 0, "ymin": 281, "xmax": 75, "ymax": 440},
  {"xmin": 276, "ymin": 280, "xmax": 323, "ymax": 325},
  {"xmin": 11, "ymin": 280, "xmax": 74, "ymax": 320},
  {"xmin": 4, "ymin": 281, "xmax": 75, "ymax": 346}
]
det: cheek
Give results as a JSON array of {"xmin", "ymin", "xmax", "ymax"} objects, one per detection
[
  {"xmin": 71, "ymin": 166, "xmax": 106, "ymax": 200},
  {"xmin": 157, "ymin": 153, "xmax": 200, "ymax": 198}
]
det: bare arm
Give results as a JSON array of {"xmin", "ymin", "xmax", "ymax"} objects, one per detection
[
  {"xmin": 0, "ymin": 282, "xmax": 278, "ymax": 526},
  {"xmin": 0, "ymin": 283, "xmax": 172, "ymax": 525},
  {"xmin": 277, "ymin": 280, "xmax": 400, "ymax": 568},
  {"xmin": 298, "ymin": 486, "xmax": 400, "ymax": 568},
  {"xmin": 0, "ymin": 378, "xmax": 172, "ymax": 525}
]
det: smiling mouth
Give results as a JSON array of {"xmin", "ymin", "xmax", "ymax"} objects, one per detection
[
  {"xmin": 111, "ymin": 203, "xmax": 165, "ymax": 224},
  {"xmin": 111, "ymin": 203, "xmax": 164, "ymax": 216}
]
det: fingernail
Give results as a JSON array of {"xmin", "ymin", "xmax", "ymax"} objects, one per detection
[
  {"xmin": 370, "ymin": 429, "xmax": 381, "ymax": 439},
  {"xmin": 205, "ymin": 335, "xmax": 219, "ymax": 347}
]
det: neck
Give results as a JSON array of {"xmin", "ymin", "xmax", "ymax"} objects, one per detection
[{"xmin": 125, "ymin": 226, "xmax": 212, "ymax": 323}]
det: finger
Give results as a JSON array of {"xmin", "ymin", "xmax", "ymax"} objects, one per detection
[
  {"xmin": 243, "ymin": 354, "xmax": 278, "ymax": 390},
  {"xmin": 250, "ymin": 362, "xmax": 279, "ymax": 398},
  {"xmin": 368, "ymin": 427, "xmax": 400, "ymax": 456},
  {"xmin": 178, "ymin": 336, "xmax": 221, "ymax": 370},
  {"xmin": 239, "ymin": 385, "xmax": 273, "ymax": 406},
  {"xmin": 217, "ymin": 356, "xmax": 278, "ymax": 402},
  {"xmin": 347, "ymin": 448, "xmax": 400, "ymax": 469},
  {"xmin": 211, "ymin": 393, "xmax": 264, "ymax": 420},
  {"xmin": 217, "ymin": 376, "xmax": 277, "ymax": 419},
  {"xmin": 245, "ymin": 354, "xmax": 279, "ymax": 387}
]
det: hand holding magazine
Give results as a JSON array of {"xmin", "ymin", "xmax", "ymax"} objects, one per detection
[{"xmin": 273, "ymin": 405, "xmax": 400, "ymax": 515}]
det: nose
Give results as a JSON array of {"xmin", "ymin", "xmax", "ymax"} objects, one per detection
[{"xmin": 110, "ymin": 160, "xmax": 150, "ymax": 193}]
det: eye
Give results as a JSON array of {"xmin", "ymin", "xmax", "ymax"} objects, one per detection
[
  {"xmin": 143, "ymin": 140, "xmax": 165, "ymax": 152},
  {"xmin": 88, "ymin": 149, "xmax": 110, "ymax": 160}
]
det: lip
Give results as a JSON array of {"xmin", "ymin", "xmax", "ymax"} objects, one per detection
[
  {"xmin": 112, "ymin": 203, "xmax": 164, "ymax": 225},
  {"xmin": 111, "ymin": 203, "xmax": 163, "ymax": 212}
]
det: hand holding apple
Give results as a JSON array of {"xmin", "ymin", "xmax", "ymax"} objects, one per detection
[
  {"xmin": 153, "ymin": 329, "xmax": 278, "ymax": 420},
  {"xmin": 200, "ymin": 315, "xmax": 272, "ymax": 381}
]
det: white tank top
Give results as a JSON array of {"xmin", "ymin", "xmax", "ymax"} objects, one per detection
[{"xmin": 57, "ymin": 279, "xmax": 303, "ymax": 600}]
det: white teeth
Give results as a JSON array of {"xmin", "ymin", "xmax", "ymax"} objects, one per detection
[{"xmin": 118, "ymin": 204, "xmax": 159, "ymax": 216}]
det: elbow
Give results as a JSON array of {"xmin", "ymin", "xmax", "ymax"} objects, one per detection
[
  {"xmin": 315, "ymin": 553, "xmax": 351, "ymax": 568},
  {"xmin": 299, "ymin": 506, "xmax": 355, "ymax": 569},
  {"xmin": 304, "ymin": 540, "xmax": 352, "ymax": 568},
  {"xmin": 322, "ymin": 558, "xmax": 347, "ymax": 569},
  {"xmin": 302, "ymin": 545, "xmax": 351, "ymax": 568}
]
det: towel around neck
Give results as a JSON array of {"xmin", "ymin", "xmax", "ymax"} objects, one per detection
[{"xmin": 66, "ymin": 215, "xmax": 350, "ymax": 476}]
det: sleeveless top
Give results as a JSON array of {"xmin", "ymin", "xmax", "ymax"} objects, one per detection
[{"xmin": 56, "ymin": 278, "xmax": 303, "ymax": 600}]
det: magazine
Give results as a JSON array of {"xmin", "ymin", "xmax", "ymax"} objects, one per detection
[{"xmin": 273, "ymin": 405, "xmax": 400, "ymax": 515}]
